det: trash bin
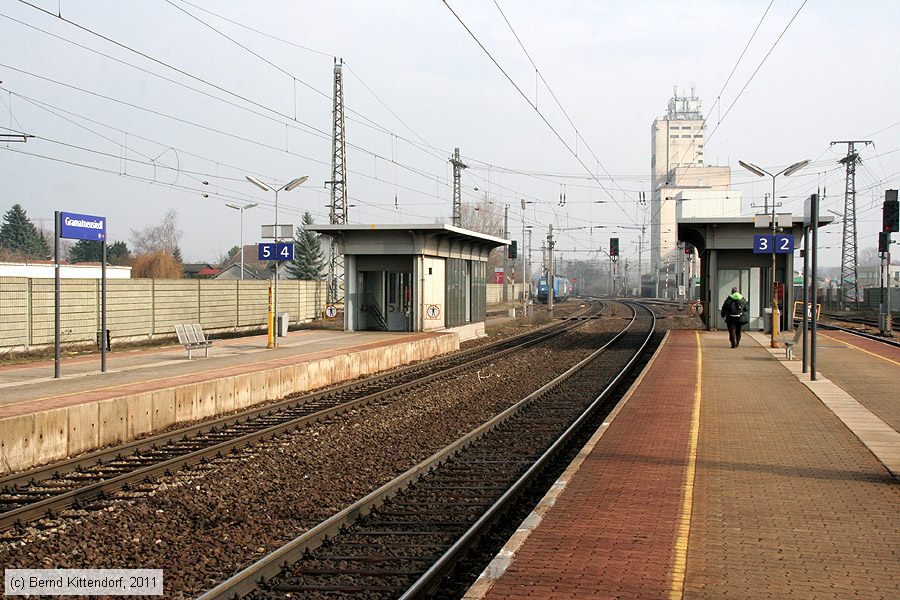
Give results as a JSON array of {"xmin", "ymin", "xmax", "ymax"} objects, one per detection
[
  {"xmin": 277, "ymin": 313, "xmax": 290, "ymax": 337},
  {"xmin": 762, "ymin": 308, "xmax": 773, "ymax": 334},
  {"xmin": 96, "ymin": 329, "xmax": 111, "ymax": 351}
]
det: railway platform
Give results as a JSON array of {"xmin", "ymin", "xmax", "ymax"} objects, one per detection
[
  {"xmin": 0, "ymin": 328, "xmax": 458, "ymax": 474},
  {"xmin": 467, "ymin": 328, "xmax": 900, "ymax": 599}
]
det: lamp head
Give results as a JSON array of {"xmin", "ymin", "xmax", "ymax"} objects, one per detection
[
  {"xmin": 284, "ymin": 175, "xmax": 309, "ymax": 191},
  {"xmin": 783, "ymin": 159, "xmax": 810, "ymax": 177},
  {"xmin": 738, "ymin": 160, "xmax": 767, "ymax": 178},
  {"xmin": 246, "ymin": 175, "xmax": 271, "ymax": 192}
]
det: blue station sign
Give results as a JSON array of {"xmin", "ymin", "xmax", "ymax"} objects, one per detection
[
  {"xmin": 258, "ymin": 242, "xmax": 294, "ymax": 261},
  {"xmin": 60, "ymin": 212, "xmax": 106, "ymax": 241},
  {"xmin": 753, "ymin": 234, "xmax": 795, "ymax": 254}
]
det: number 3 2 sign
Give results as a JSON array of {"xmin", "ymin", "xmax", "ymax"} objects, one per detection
[{"xmin": 753, "ymin": 235, "xmax": 794, "ymax": 254}]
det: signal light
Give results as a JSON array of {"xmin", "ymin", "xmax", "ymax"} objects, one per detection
[
  {"xmin": 609, "ymin": 237, "xmax": 619, "ymax": 257},
  {"xmin": 879, "ymin": 231, "xmax": 890, "ymax": 253},
  {"xmin": 508, "ymin": 241, "xmax": 518, "ymax": 259},
  {"xmin": 884, "ymin": 190, "xmax": 899, "ymax": 233}
]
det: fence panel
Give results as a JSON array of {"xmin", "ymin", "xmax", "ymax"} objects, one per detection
[
  {"xmin": 0, "ymin": 276, "xmax": 328, "ymax": 350},
  {"xmin": 153, "ymin": 280, "xmax": 199, "ymax": 334},
  {"xmin": 200, "ymin": 280, "xmax": 238, "ymax": 329},
  {"xmin": 0, "ymin": 277, "xmax": 29, "ymax": 349},
  {"xmin": 106, "ymin": 279, "xmax": 153, "ymax": 338}
]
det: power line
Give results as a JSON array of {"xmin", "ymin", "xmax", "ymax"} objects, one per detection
[{"xmin": 440, "ymin": 0, "xmax": 633, "ymax": 224}]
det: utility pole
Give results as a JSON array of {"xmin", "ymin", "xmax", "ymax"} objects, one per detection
[
  {"xmin": 450, "ymin": 148, "xmax": 467, "ymax": 227},
  {"xmin": 547, "ymin": 224, "xmax": 555, "ymax": 316},
  {"xmin": 831, "ymin": 140, "xmax": 872, "ymax": 310},
  {"xmin": 327, "ymin": 59, "xmax": 349, "ymax": 304},
  {"xmin": 503, "ymin": 204, "xmax": 509, "ymax": 302},
  {"xmin": 521, "ymin": 200, "xmax": 528, "ymax": 316},
  {"xmin": 525, "ymin": 228, "xmax": 533, "ymax": 318}
]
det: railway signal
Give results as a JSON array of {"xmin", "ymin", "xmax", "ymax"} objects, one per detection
[
  {"xmin": 884, "ymin": 189, "xmax": 898, "ymax": 232},
  {"xmin": 609, "ymin": 237, "xmax": 619, "ymax": 258}
]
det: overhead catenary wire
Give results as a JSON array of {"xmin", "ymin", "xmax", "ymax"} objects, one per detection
[{"xmin": 440, "ymin": 0, "xmax": 633, "ymax": 224}]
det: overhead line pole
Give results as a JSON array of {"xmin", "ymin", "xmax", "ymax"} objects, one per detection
[
  {"xmin": 450, "ymin": 147, "xmax": 467, "ymax": 226},
  {"xmin": 831, "ymin": 140, "xmax": 871, "ymax": 310}
]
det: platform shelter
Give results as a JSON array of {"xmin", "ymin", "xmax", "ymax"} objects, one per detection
[
  {"xmin": 678, "ymin": 215, "xmax": 833, "ymax": 331},
  {"xmin": 312, "ymin": 224, "xmax": 509, "ymax": 341}
]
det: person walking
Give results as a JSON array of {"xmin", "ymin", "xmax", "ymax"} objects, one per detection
[{"xmin": 721, "ymin": 287, "xmax": 746, "ymax": 348}]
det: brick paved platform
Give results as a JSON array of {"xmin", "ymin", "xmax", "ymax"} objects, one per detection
[{"xmin": 467, "ymin": 329, "xmax": 900, "ymax": 600}]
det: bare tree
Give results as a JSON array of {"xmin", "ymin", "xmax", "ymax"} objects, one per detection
[
  {"xmin": 130, "ymin": 210, "xmax": 182, "ymax": 255},
  {"xmin": 460, "ymin": 193, "xmax": 507, "ymax": 274}
]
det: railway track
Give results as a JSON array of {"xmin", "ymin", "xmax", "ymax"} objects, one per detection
[
  {"xmin": 0, "ymin": 302, "xmax": 602, "ymax": 533},
  {"xmin": 199, "ymin": 301, "xmax": 657, "ymax": 599}
]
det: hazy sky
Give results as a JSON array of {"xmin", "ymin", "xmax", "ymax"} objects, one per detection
[{"xmin": 2, "ymin": 0, "xmax": 898, "ymax": 267}]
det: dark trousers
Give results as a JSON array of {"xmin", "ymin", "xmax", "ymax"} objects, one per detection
[{"xmin": 727, "ymin": 319, "xmax": 743, "ymax": 347}]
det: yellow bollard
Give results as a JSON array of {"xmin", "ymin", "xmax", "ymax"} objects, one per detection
[
  {"xmin": 267, "ymin": 282, "xmax": 275, "ymax": 349},
  {"xmin": 771, "ymin": 302, "xmax": 780, "ymax": 348}
]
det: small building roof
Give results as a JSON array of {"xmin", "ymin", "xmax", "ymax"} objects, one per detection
[{"xmin": 311, "ymin": 223, "xmax": 510, "ymax": 246}]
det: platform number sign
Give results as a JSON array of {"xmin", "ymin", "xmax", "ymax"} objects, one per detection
[
  {"xmin": 753, "ymin": 235, "xmax": 794, "ymax": 254},
  {"xmin": 258, "ymin": 242, "xmax": 294, "ymax": 261},
  {"xmin": 775, "ymin": 235, "xmax": 794, "ymax": 253}
]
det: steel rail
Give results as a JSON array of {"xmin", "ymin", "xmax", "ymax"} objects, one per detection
[
  {"xmin": 198, "ymin": 301, "xmax": 655, "ymax": 600},
  {"xmin": 400, "ymin": 301, "xmax": 656, "ymax": 598},
  {"xmin": 0, "ymin": 303, "xmax": 601, "ymax": 531}
]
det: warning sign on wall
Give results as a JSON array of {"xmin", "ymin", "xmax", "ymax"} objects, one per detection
[{"xmin": 425, "ymin": 304, "xmax": 441, "ymax": 319}]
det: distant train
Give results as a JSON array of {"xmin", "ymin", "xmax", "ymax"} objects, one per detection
[{"xmin": 536, "ymin": 274, "xmax": 572, "ymax": 303}]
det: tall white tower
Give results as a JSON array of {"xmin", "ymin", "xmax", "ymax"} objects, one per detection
[{"xmin": 650, "ymin": 87, "xmax": 706, "ymax": 271}]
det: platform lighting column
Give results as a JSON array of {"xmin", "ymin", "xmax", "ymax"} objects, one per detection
[
  {"xmin": 547, "ymin": 224, "xmax": 554, "ymax": 316},
  {"xmin": 810, "ymin": 193, "xmax": 819, "ymax": 380},
  {"xmin": 246, "ymin": 175, "xmax": 308, "ymax": 349},
  {"xmin": 801, "ymin": 225, "xmax": 809, "ymax": 373},
  {"xmin": 503, "ymin": 204, "xmax": 509, "ymax": 303},
  {"xmin": 225, "ymin": 202, "xmax": 258, "ymax": 280},
  {"xmin": 739, "ymin": 159, "xmax": 810, "ymax": 348},
  {"xmin": 521, "ymin": 200, "xmax": 527, "ymax": 316}
]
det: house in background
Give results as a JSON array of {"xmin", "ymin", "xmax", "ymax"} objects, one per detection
[
  {"xmin": 214, "ymin": 244, "xmax": 280, "ymax": 280},
  {"xmin": 182, "ymin": 263, "xmax": 219, "ymax": 279}
]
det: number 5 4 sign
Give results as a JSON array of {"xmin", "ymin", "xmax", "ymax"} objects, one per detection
[
  {"xmin": 753, "ymin": 234, "xmax": 794, "ymax": 254},
  {"xmin": 258, "ymin": 242, "xmax": 294, "ymax": 261}
]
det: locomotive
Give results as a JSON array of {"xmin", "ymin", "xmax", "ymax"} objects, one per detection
[{"xmin": 536, "ymin": 274, "xmax": 571, "ymax": 303}]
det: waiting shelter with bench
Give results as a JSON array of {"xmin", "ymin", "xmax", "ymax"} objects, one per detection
[
  {"xmin": 312, "ymin": 224, "xmax": 509, "ymax": 341},
  {"xmin": 677, "ymin": 214, "xmax": 833, "ymax": 333}
]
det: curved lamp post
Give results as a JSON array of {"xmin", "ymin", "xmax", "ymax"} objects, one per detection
[
  {"xmin": 738, "ymin": 159, "xmax": 809, "ymax": 347},
  {"xmin": 246, "ymin": 175, "xmax": 309, "ymax": 348}
]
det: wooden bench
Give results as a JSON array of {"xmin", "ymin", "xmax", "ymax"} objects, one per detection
[
  {"xmin": 779, "ymin": 327, "xmax": 803, "ymax": 360},
  {"xmin": 174, "ymin": 324, "xmax": 213, "ymax": 358}
]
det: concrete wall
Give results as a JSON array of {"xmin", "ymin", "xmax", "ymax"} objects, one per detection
[
  {"xmin": 0, "ymin": 277, "xmax": 326, "ymax": 351},
  {"xmin": 0, "ymin": 332, "xmax": 458, "ymax": 474},
  {"xmin": 486, "ymin": 283, "xmax": 523, "ymax": 305}
]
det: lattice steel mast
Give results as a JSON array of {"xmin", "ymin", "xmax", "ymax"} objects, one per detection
[
  {"xmin": 450, "ymin": 147, "xmax": 467, "ymax": 226},
  {"xmin": 328, "ymin": 59, "xmax": 348, "ymax": 303},
  {"xmin": 831, "ymin": 140, "xmax": 871, "ymax": 309}
]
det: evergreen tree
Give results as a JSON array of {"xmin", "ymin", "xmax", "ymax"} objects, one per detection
[
  {"xmin": 286, "ymin": 212, "xmax": 326, "ymax": 280},
  {"xmin": 68, "ymin": 239, "xmax": 130, "ymax": 265},
  {"xmin": 173, "ymin": 245, "xmax": 183, "ymax": 264},
  {"xmin": 0, "ymin": 204, "xmax": 50, "ymax": 259}
]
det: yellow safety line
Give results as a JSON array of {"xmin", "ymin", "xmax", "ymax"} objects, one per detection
[
  {"xmin": 820, "ymin": 332, "xmax": 900, "ymax": 367},
  {"xmin": 669, "ymin": 331, "xmax": 703, "ymax": 599}
]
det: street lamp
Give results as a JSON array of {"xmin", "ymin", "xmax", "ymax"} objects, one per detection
[
  {"xmin": 246, "ymin": 174, "xmax": 309, "ymax": 348},
  {"xmin": 739, "ymin": 159, "xmax": 809, "ymax": 347},
  {"xmin": 224, "ymin": 202, "xmax": 258, "ymax": 280}
]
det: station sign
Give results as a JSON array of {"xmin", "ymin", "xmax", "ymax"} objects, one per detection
[
  {"xmin": 60, "ymin": 212, "xmax": 106, "ymax": 241},
  {"xmin": 753, "ymin": 234, "xmax": 794, "ymax": 254},
  {"xmin": 258, "ymin": 242, "xmax": 294, "ymax": 261}
]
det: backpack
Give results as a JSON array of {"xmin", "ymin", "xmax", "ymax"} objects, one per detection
[{"xmin": 739, "ymin": 299, "xmax": 750, "ymax": 325}]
